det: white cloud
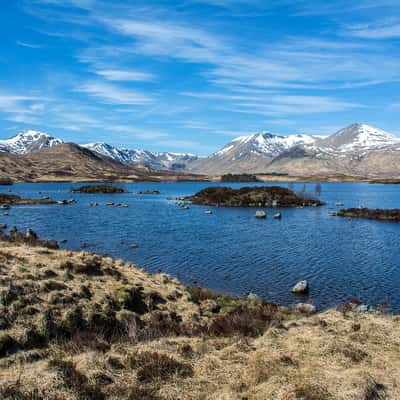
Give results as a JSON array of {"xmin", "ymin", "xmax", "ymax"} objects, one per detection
[
  {"xmin": 77, "ymin": 81, "xmax": 154, "ymax": 105},
  {"xmin": 95, "ymin": 69, "xmax": 156, "ymax": 82},
  {"xmin": 346, "ymin": 20, "xmax": 400, "ymax": 39},
  {"xmin": 33, "ymin": 0, "xmax": 96, "ymax": 9}
]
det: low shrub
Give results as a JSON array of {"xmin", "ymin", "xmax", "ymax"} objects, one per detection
[{"xmin": 208, "ymin": 303, "xmax": 279, "ymax": 337}]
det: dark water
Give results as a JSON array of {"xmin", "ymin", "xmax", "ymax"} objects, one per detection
[{"xmin": 1, "ymin": 181, "xmax": 400, "ymax": 312}]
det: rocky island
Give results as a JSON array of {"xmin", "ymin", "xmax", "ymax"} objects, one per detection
[
  {"xmin": 71, "ymin": 185, "xmax": 128, "ymax": 194},
  {"xmin": 337, "ymin": 208, "xmax": 400, "ymax": 222},
  {"xmin": 0, "ymin": 193, "xmax": 57, "ymax": 206},
  {"xmin": 186, "ymin": 186, "xmax": 323, "ymax": 207}
]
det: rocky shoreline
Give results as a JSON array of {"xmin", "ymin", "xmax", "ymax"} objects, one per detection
[
  {"xmin": 337, "ymin": 208, "xmax": 400, "ymax": 222},
  {"xmin": 186, "ymin": 186, "xmax": 323, "ymax": 208}
]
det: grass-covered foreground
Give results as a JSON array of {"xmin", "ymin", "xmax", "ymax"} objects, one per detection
[{"xmin": 0, "ymin": 239, "xmax": 399, "ymax": 399}]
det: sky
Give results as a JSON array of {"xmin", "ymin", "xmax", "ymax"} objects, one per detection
[{"xmin": 1, "ymin": 0, "xmax": 400, "ymax": 154}]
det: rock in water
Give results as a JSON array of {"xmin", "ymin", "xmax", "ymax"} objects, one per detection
[
  {"xmin": 255, "ymin": 210, "xmax": 267, "ymax": 219},
  {"xmin": 295, "ymin": 303, "xmax": 316, "ymax": 314},
  {"xmin": 292, "ymin": 280, "xmax": 309, "ymax": 294},
  {"xmin": 274, "ymin": 212, "xmax": 282, "ymax": 219},
  {"xmin": 26, "ymin": 228, "xmax": 38, "ymax": 239}
]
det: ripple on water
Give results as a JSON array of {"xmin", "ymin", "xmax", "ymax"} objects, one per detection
[{"xmin": 2, "ymin": 181, "xmax": 400, "ymax": 311}]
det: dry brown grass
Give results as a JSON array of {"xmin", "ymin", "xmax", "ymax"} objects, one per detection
[{"xmin": 0, "ymin": 242, "xmax": 399, "ymax": 399}]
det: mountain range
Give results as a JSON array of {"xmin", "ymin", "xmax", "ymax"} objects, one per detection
[{"xmin": 1, "ymin": 123, "xmax": 400, "ymax": 179}]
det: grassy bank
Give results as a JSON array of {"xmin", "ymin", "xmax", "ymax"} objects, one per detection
[{"xmin": 0, "ymin": 240, "xmax": 399, "ymax": 399}]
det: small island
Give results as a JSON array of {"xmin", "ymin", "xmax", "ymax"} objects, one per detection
[
  {"xmin": 186, "ymin": 186, "xmax": 323, "ymax": 207},
  {"xmin": 220, "ymin": 173, "xmax": 260, "ymax": 182},
  {"xmin": 337, "ymin": 208, "xmax": 400, "ymax": 222},
  {"xmin": 71, "ymin": 185, "xmax": 128, "ymax": 194},
  {"xmin": 0, "ymin": 193, "xmax": 56, "ymax": 206}
]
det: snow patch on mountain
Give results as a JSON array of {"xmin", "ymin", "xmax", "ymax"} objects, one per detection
[
  {"xmin": 83, "ymin": 143, "xmax": 200, "ymax": 169},
  {"xmin": 214, "ymin": 132, "xmax": 317, "ymax": 159}
]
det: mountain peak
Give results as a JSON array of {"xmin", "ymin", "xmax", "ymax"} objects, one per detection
[
  {"xmin": 0, "ymin": 130, "xmax": 64, "ymax": 154},
  {"xmin": 321, "ymin": 123, "xmax": 399, "ymax": 151}
]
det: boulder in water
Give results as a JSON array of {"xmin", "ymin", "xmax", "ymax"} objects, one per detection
[
  {"xmin": 291, "ymin": 280, "xmax": 309, "ymax": 294},
  {"xmin": 255, "ymin": 210, "xmax": 266, "ymax": 219}
]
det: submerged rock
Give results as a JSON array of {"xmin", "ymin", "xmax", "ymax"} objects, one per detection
[{"xmin": 291, "ymin": 280, "xmax": 309, "ymax": 294}]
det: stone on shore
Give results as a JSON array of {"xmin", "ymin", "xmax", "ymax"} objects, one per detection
[{"xmin": 295, "ymin": 303, "xmax": 316, "ymax": 314}]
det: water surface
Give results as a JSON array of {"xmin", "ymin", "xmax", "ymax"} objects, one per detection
[{"xmin": 1, "ymin": 181, "xmax": 399, "ymax": 312}]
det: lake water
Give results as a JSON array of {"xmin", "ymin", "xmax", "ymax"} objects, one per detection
[{"xmin": 1, "ymin": 181, "xmax": 400, "ymax": 312}]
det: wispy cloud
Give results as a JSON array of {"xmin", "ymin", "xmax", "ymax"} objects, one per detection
[
  {"xmin": 94, "ymin": 69, "xmax": 156, "ymax": 82},
  {"xmin": 16, "ymin": 41, "xmax": 44, "ymax": 49},
  {"xmin": 77, "ymin": 81, "xmax": 154, "ymax": 105},
  {"xmin": 33, "ymin": 0, "xmax": 96, "ymax": 10},
  {"xmin": 346, "ymin": 19, "xmax": 400, "ymax": 39}
]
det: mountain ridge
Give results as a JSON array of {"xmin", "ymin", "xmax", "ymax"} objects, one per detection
[{"xmin": 1, "ymin": 124, "xmax": 400, "ymax": 178}]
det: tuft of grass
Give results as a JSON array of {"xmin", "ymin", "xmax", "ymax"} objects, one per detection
[
  {"xmin": 48, "ymin": 358, "xmax": 105, "ymax": 400},
  {"xmin": 128, "ymin": 351, "xmax": 193, "ymax": 383},
  {"xmin": 113, "ymin": 285, "xmax": 148, "ymax": 314},
  {"xmin": 0, "ymin": 333, "xmax": 18, "ymax": 357},
  {"xmin": 294, "ymin": 383, "xmax": 333, "ymax": 400},
  {"xmin": 0, "ymin": 383, "xmax": 45, "ymax": 400}
]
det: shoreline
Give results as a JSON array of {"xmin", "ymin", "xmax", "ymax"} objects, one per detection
[{"xmin": 2, "ymin": 175, "xmax": 400, "ymax": 184}]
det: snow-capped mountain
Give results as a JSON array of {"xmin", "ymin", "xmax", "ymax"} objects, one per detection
[
  {"xmin": 82, "ymin": 143, "xmax": 200, "ymax": 170},
  {"xmin": 0, "ymin": 131, "xmax": 200, "ymax": 170},
  {"xmin": 186, "ymin": 123, "xmax": 400, "ymax": 175},
  {"xmin": 0, "ymin": 130, "xmax": 64, "ymax": 154},
  {"xmin": 1, "ymin": 123, "xmax": 399, "ymax": 177},
  {"xmin": 214, "ymin": 132, "xmax": 317, "ymax": 159},
  {"xmin": 318, "ymin": 123, "xmax": 400, "ymax": 153}
]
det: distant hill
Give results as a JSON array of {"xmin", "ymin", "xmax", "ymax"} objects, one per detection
[{"xmin": 0, "ymin": 143, "xmax": 204, "ymax": 182}]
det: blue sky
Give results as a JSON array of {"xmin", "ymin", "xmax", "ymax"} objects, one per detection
[{"xmin": 1, "ymin": 0, "xmax": 400, "ymax": 154}]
